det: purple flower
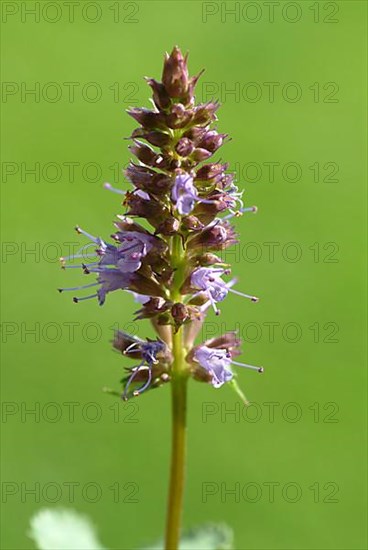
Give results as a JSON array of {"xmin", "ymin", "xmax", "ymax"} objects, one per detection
[
  {"xmin": 190, "ymin": 267, "xmax": 258, "ymax": 315},
  {"xmin": 194, "ymin": 346, "xmax": 233, "ymax": 388},
  {"xmin": 171, "ymin": 173, "xmax": 198, "ymax": 215},
  {"xmin": 103, "ymin": 230, "xmax": 156, "ymax": 273},
  {"xmin": 113, "ymin": 332, "xmax": 169, "ymax": 399},
  {"xmin": 171, "ymin": 173, "xmax": 218, "ymax": 215},
  {"xmin": 194, "ymin": 344, "xmax": 263, "ymax": 388},
  {"xmin": 59, "ymin": 227, "xmax": 162, "ymax": 305},
  {"xmin": 95, "ymin": 270, "xmax": 133, "ymax": 306}
]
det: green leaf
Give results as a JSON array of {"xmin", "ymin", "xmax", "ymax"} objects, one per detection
[{"xmin": 143, "ymin": 523, "xmax": 233, "ymax": 550}]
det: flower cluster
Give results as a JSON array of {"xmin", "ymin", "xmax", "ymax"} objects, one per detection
[{"xmin": 59, "ymin": 47, "xmax": 262, "ymax": 398}]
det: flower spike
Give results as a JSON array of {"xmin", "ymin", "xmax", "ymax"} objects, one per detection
[{"xmin": 59, "ymin": 46, "xmax": 263, "ymax": 402}]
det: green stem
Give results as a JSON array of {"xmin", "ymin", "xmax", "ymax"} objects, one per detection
[
  {"xmin": 165, "ymin": 235, "xmax": 188, "ymax": 550},
  {"xmin": 165, "ymin": 332, "xmax": 187, "ymax": 550}
]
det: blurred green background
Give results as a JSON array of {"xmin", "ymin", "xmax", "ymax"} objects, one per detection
[{"xmin": 1, "ymin": 1, "xmax": 367, "ymax": 549}]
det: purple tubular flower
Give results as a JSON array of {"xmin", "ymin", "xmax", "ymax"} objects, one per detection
[
  {"xmin": 194, "ymin": 345, "xmax": 233, "ymax": 387},
  {"xmin": 106, "ymin": 231, "xmax": 156, "ymax": 272},
  {"xmin": 171, "ymin": 173, "xmax": 198, "ymax": 215},
  {"xmin": 194, "ymin": 344, "xmax": 263, "ymax": 388},
  {"xmin": 190, "ymin": 267, "xmax": 258, "ymax": 315},
  {"xmin": 59, "ymin": 226, "xmax": 164, "ymax": 305},
  {"xmin": 95, "ymin": 270, "xmax": 133, "ymax": 306},
  {"xmin": 171, "ymin": 173, "xmax": 218, "ymax": 215}
]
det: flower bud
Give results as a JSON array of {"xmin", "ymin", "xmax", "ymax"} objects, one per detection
[
  {"xmin": 131, "ymin": 128, "xmax": 172, "ymax": 148},
  {"xmin": 127, "ymin": 108, "xmax": 166, "ymax": 130},
  {"xmin": 125, "ymin": 191, "xmax": 169, "ymax": 228},
  {"xmin": 166, "ymin": 103, "xmax": 193, "ymax": 129},
  {"xmin": 198, "ymin": 130, "xmax": 225, "ymax": 153},
  {"xmin": 155, "ymin": 217, "xmax": 180, "ymax": 236},
  {"xmin": 183, "ymin": 127, "xmax": 207, "ymax": 143},
  {"xmin": 114, "ymin": 216, "xmax": 151, "ymax": 234},
  {"xmin": 125, "ymin": 163, "xmax": 155, "ymax": 187},
  {"xmin": 204, "ymin": 332, "xmax": 241, "ymax": 355},
  {"xmin": 175, "ymin": 137, "xmax": 194, "ymax": 157},
  {"xmin": 195, "ymin": 162, "xmax": 228, "ymax": 183},
  {"xmin": 162, "ymin": 46, "xmax": 189, "ymax": 99},
  {"xmin": 192, "ymin": 102, "xmax": 219, "ymax": 126},
  {"xmin": 145, "ymin": 78, "xmax": 171, "ymax": 110},
  {"xmin": 191, "ymin": 148, "xmax": 213, "ymax": 162},
  {"xmin": 129, "ymin": 141, "xmax": 161, "ymax": 167},
  {"xmin": 181, "ymin": 216, "xmax": 204, "ymax": 231},
  {"xmin": 130, "ymin": 272, "xmax": 168, "ymax": 298},
  {"xmin": 134, "ymin": 297, "xmax": 171, "ymax": 320},
  {"xmin": 192, "ymin": 201, "xmax": 229, "ymax": 224},
  {"xmin": 193, "ymin": 252, "xmax": 224, "ymax": 265},
  {"xmin": 156, "ymin": 311, "xmax": 173, "ymax": 326},
  {"xmin": 171, "ymin": 302, "xmax": 189, "ymax": 327},
  {"xmin": 152, "ymin": 173, "xmax": 173, "ymax": 193},
  {"xmin": 183, "ymin": 70, "xmax": 205, "ymax": 106},
  {"xmin": 188, "ymin": 222, "xmax": 238, "ymax": 251},
  {"xmin": 219, "ymin": 173, "xmax": 235, "ymax": 189}
]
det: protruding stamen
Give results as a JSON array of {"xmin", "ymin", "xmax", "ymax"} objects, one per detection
[
  {"xmin": 227, "ymin": 277, "xmax": 238, "ymax": 288},
  {"xmin": 229, "ymin": 288, "xmax": 259, "ymax": 302},
  {"xmin": 82, "ymin": 267, "xmax": 120, "ymax": 274},
  {"xmin": 75, "ymin": 226, "xmax": 101, "ymax": 244},
  {"xmin": 231, "ymin": 360, "xmax": 264, "ymax": 373},
  {"xmin": 146, "ymin": 352, "xmax": 159, "ymax": 364},
  {"xmin": 207, "ymin": 292, "xmax": 221, "ymax": 316},
  {"xmin": 210, "ymin": 268, "xmax": 228, "ymax": 276},
  {"xmin": 104, "ymin": 182, "xmax": 125, "ymax": 196},
  {"xmin": 197, "ymin": 195, "xmax": 220, "ymax": 205},
  {"xmin": 199, "ymin": 277, "xmax": 237, "ymax": 314},
  {"xmin": 123, "ymin": 364, "xmax": 146, "ymax": 400},
  {"xmin": 60, "ymin": 254, "xmax": 96, "ymax": 267},
  {"xmin": 58, "ymin": 283, "xmax": 98, "ymax": 293},
  {"xmin": 222, "ymin": 206, "xmax": 257, "ymax": 221},
  {"xmin": 72, "ymin": 293, "xmax": 98, "ymax": 303},
  {"xmin": 60, "ymin": 250, "xmax": 97, "ymax": 263},
  {"xmin": 133, "ymin": 368, "xmax": 152, "ymax": 397},
  {"xmin": 124, "ymin": 342, "xmax": 141, "ymax": 354},
  {"xmin": 122, "ymin": 370, "xmax": 139, "ymax": 401},
  {"xmin": 61, "ymin": 262, "xmax": 99, "ymax": 270}
]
